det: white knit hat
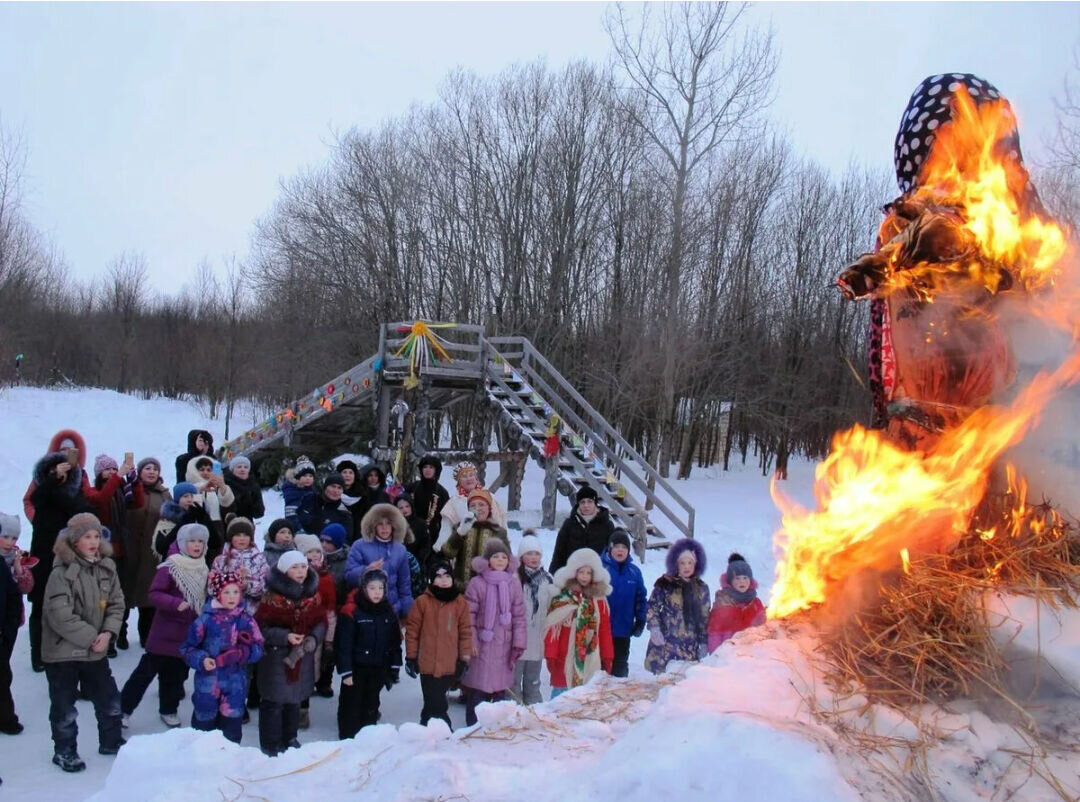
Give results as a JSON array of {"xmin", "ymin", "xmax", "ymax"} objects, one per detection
[
  {"xmin": 293, "ymin": 534, "xmax": 322, "ymax": 555},
  {"xmin": 517, "ymin": 533, "xmax": 543, "ymax": 558},
  {"xmin": 277, "ymin": 550, "xmax": 309, "ymax": 574},
  {"xmin": 0, "ymin": 513, "xmax": 21, "ymax": 540}
]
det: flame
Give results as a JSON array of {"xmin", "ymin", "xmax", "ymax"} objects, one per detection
[{"xmin": 768, "ymin": 88, "xmax": 1077, "ymax": 619}]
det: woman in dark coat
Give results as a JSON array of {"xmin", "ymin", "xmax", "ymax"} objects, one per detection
[
  {"xmin": 174, "ymin": 429, "xmax": 214, "ymax": 485},
  {"xmin": 123, "ymin": 458, "xmax": 170, "ymax": 647},
  {"xmin": 407, "ymin": 456, "xmax": 450, "ymax": 551},
  {"xmin": 223, "ymin": 456, "xmax": 264, "ymax": 521}
]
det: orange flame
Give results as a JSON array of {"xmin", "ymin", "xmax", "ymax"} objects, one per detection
[{"xmin": 768, "ymin": 88, "xmax": 1077, "ymax": 619}]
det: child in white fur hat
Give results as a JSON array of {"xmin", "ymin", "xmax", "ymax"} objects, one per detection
[
  {"xmin": 513, "ymin": 531, "xmax": 552, "ymax": 704},
  {"xmin": 544, "ymin": 547, "xmax": 614, "ymax": 697}
]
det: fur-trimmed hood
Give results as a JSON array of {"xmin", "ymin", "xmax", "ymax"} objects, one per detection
[
  {"xmin": 159, "ymin": 500, "xmax": 189, "ymax": 524},
  {"xmin": 267, "ymin": 563, "xmax": 319, "ymax": 600},
  {"xmin": 360, "ymin": 503, "xmax": 407, "ymax": 543},
  {"xmin": 47, "ymin": 429, "xmax": 87, "ymax": 468},
  {"xmin": 359, "ymin": 463, "xmax": 387, "ymax": 488},
  {"xmin": 552, "ymin": 548, "xmax": 612, "ymax": 596},
  {"xmin": 185, "ymin": 429, "xmax": 214, "ymax": 456},
  {"xmin": 33, "ymin": 451, "xmax": 81, "ymax": 486},
  {"xmin": 470, "ymin": 553, "xmax": 520, "ymax": 576},
  {"xmin": 53, "ymin": 533, "xmax": 115, "ymax": 567},
  {"xmin": 665, "ymin": 538, "xmax": 707, "ymax": 578},
  {"xmin": 417, "ymin": 455, "xmax": 443, "ymax": 480},
  {"xmin": 185, "ymin": 455, "xmax": 218, "ymax": 482}
]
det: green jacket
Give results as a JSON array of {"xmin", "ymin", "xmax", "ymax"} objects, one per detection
[
  {"xmin": 441, "ymin": 522, "xmax": 510, "ymax": 590},
  {"xmin": 42, "ymin": 537, "xmax": 125, "ymax": 663}
]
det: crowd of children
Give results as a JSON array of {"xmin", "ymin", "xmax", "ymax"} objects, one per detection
[{"xmin": 0, "ymin": 432, "xmax": 768, "ymax": 781}]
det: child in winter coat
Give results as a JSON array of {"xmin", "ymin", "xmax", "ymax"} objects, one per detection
[
  {"xmin": 211, "ymin": 517, "xmax": 269, "ymax": 613},
  {"xmin": 281, "ymin": 457, "xmax": 317, "ymax": 532},
  {"xmin": 335, "ymin": 568, "xmax": 402, "ymax": 738},
  {"xmin": 645, "ymin": 538, "xmax": 711, "ymax": 675},
  {"xmin": 513, "ymin": 533, "xmax": 552, "ymax": 704},
  {"xmin": 181, "ymin": 569, "xmax": 264, "ymax": 744},
  {"xmin": 0, "ymin": 513, "xmax": 35, "ymax": 734},
  {"xmin": 42, "ymin": 513, "xmax": 126, "ymax": 772},
  {"xmin": 295, "ymin": 534, "xmax": 337, "ymax": 711},
  {"xmin": 404, "ymin": 558, "xmax": 472, "ymax": 727},
  {"xmin": 263, "ymin": 518, "xmax": 298, "ymax": 570},
  {"xmin": 319, "ymin": 523, "xmax": 348, "ymax": 602},
  {"xmin": 396, "ymin": 493, "xmax": 432, "ymax": 599},
  {"xmin": 545, "ymin": 547, "xmax": 614, "ymax": 696},
  {"xmin": 601, "ymin": 529, "xmax": 647, "ymax": 678},
  {"xmin": 441, "ymin": 488, "xmax": 511, "ymax": 590},
  {"xmin": 707, "ymin": 553, "xmax": 766, "ymax": 651},
  {"xmin": 186, "ymin": 456, "xmax": 235, "ymax": 556},
  {"xmin": 153, "ymin": 482, "xmax": 216, "ymax": 562},
  {"xmin": 254, "ymin": 551, "xmax": 327, "ymax": 756},
  {"xmin": 120, "ymin": 523, "xmax": 209, "ymax": 729},
  {"xmin": 345, "ymin": 504, "xmax": 414, "ymax": 618},
  {"xmin": 461, "ymin": 539, "xmax": 527, "ymax": 726}
]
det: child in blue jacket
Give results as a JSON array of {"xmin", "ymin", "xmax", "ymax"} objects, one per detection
[
  {"xmin": 181, "ymin": 569, "xmax": 264, "ymax": 744},
  {"xmin": 282, "ymin": 458, "xmax": 317, "ymax": 532},
  {"xmin": 600, "ymin": 529, "xmax": 647, "ymax": 677}
]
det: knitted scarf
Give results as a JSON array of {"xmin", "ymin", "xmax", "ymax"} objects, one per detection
[
  {"xmin": 518, "ymin": 565, "xmax": 550, "ymax": 616},
  {"xmin": 0, "ymin": 547, "xmax": 16, "ymax": 567},
  {"xmin": 477, "ymin": 567, "xmax": 514, "ymax": 642},
  {"xmin": 166, "ymin": 553, "xmax": 209, "ymax": 613},
  {"xmin": 430, "ymin": 583, "xmax": 460, "ymax": 603},
  {"xmin": 546, "ymin": 584, "xmax": 600, "ymax": 688}
]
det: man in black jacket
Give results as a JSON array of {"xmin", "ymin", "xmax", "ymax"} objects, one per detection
[{"xmin": 549, "ymin": 486, "xmax": 615, "ymax": 573}]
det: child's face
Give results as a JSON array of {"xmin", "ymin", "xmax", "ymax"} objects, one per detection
[
  {"xmin": 75, "ymin": 530, "xmax": 101, "ymax": 559},
  {"xmin": 297, "ymin": 474, "xmax": 314, "ymax": 488},
  {"xmin": 219, "ymin": 584, "xmax": 242, "ymax": 610},
  {"xmin": 186, "ymin": 539, "xmax": 206, "ymax": 559},
  {"xmin": 422, "ymin": 464, "xmax": 436, "ymax": 480},
  {"xmin": 178, "ymin": 493, "xmax": 195, "ymax": 509},
  {"xmin": 469, "ymin": 499, "xmax": 490, "ymax": 522},
  {"xmin": 340, "ymin": 468, "xmax": 355, "ymax": 486},
  {"xmin": 365, "ymin": 581, "xmax": 385, "ymax": 603},
  {"xmin": 731, "ymin": 575, "xmax": 752, "ymax": 593},
  {"xmin": 230, "ymin": 534, "xmax": 251, "ymax": 551},
  {"xmin": 460, "ymin": 473, "xmax": 478, "ymax": 493},
  {"xmin": 100, "ymin": 467, "xmax": 117, "ymax": 481},
  {"xmin": 488, "ymin": 552, "xmax": 509, "ymax": 571},
  {"xmin": 232, "ymin": 464, "xmax": 250, "ymax": 480},
  {"xmin": 575, "ymin": 566, "xmax": 594, "ymax": 587},
  {"xmin": 305, "ymin": 548, "xmax": 324, "ymax": 567},
  {"xmin": 324, "ymin": 484, "xmax": 343, "ymax": 501},
  {"xmin": 610, "ymin": 544, "xmax": 630, "ymax": 563},
  {"xmin": 396, "ymin": 500, "xmax": 413, "ymax": 518},
  {"xmin": 432, "ymin": 569, "xmax": 453, "ymax": 588},
  {"xmin": 0, "ymin": 535, "xmax": 17, "ymax": 553},
  {"xmin": 366, "ymin": 470, "xmax": 381, "ymax": 487},
  {"xmin": 677, "ymin": 552, "xmax": 697, "ymax": 579},
  {"xmin": 321, "ymin": 539, "xmax": 336, "ymax": 553},
  {"xmin": 375, "ymin": 520, "xmax": 393, "ymax": 541},
  {"xmin": 273, "ymin": 529, "xmax": 293, "ymax": 546},
  {"xmin": 521, "ymin": 551, "xmax": 542, "ymax": 570},
  {"xmin": 286, "ymin": 563, "xmax": 308, "ymax": 584},
  {"xmin": 139, "ymin": 463, "xmax": 159, "ymax": 484},
  {"xmin": 197, "ymin": 464, "xmax": 214, "ymax": 480}
]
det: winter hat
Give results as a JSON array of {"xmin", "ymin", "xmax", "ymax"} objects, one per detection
[
  {"xmin": 394, "ymin": 492, "xmax": 414, "ymax": 509},
  {"xmin": 294, "ymin": 456, "xmax": 316, "ymax": 479},
  {"xmin": 94, "ymin": 454, "xmax": 118, "ymax": 477},
  {"xmin": 427, "ymin": 557, "xmax": 453, "ymax": 584},
  {"xmin": 335, "ymin": 459, "xmax": 359, "ymax": 475},
  {"xmin": 266, "ymin": 518, "xmax": 295, "ymax": 543},
  {"xmin": 294, "ymin": 534, "xmax": 322, "ymax": 555},
  {"xmin": 553, "ymin": 547, "xmax": 611, "ymax": 594},
  {"xmin": 418, "ymin": 455, "xmax": 443, "ymax": 478},
  {"xmin": 176, "ymin": 523, "xmax": 210, "ymax": 553},
  {"xmin": 62, "ymin": 512, "xmax": 102, "ymax": 545},
  {"xmin": 482, "ymin": 538, "xmax": 511, "ymax": 561},
  {"xmin": 226, "ymin": 517, "xmax": 255, "ymax": 543},
  {"xmin": 136, "ymin": 457, "xmax": 161, "ymax": 475},
  {"xmin": 466, "ymin": 487, "xmax": 494, "ymax": 513},
  {"xmin": 609, "ymin": 529, "xmax": 632, "ymax": 551},
  {"xmin": 725, "ymin": 552, "xmax": 753, "ymax": 583},
  {"xmin": 361, "ymin": 567, "xmax": 388, "ymax": 592},
  {"xmin": 276, "ymin": 550, "xmax": 308, "ymax": 574},
  {"xmin": 173, "ymin": 482, "xmax": 198, "ymax": 502},
  {"xmin": 453, "ymin": 461, "xmax": 478, "ymax": 482},
  {"xmin": 319, "ymin": 522, "xmax": 347, "ymax": 549},
  {"xmin": 323, "ymin": 472, "xmax": 345, "ymax": 490},
  {"xmin": 207, "ymin": 569, "xmax": 242, "ymax": 600},
  {"xmin": 517, "ymin": 533, "xmax": 543, "ymax": 558},
  {"xmin": 228, "ymin": 455, "xmax": 251, "ymax": 472},
  {"xmin": 0, "ymin": 513, "xmax": 21, "ymax": 539},
  {"xmin": 665, "ymin": 538, "xmax": 707, "ymax": 579},
  {"xmin": 575, "ymin": 485, "xmax": 599, "ymax": 504}
]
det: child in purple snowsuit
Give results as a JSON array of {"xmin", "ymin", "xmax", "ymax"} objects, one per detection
[
  {"xmin": 181, "ymin": 569, "xmax": 263, "ymax": 743},
  {"xmin": 644, "ymin": 538, "xmax": 711, "ymax": 675}
]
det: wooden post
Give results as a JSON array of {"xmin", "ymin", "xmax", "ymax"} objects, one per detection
[
  {"xmin": 630, "ymin": 515, "xmax": 648, "ymax": 563},
  {"xmin": 508, "ymin": 452, "xmax": 525, "ymax": 511},
  {"xmin": 542, "ymin": 456, "xmax": 559, "ymax": 528}
]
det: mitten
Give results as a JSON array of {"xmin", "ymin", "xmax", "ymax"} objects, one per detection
[
  {"xmin": 302, "ymin": 635, "xmax": 318, "ymax": 654},
  {"xmin": 455, "ymin": 659, "xmax": 469, "ymax": 680},
  {"xmin": 632, "ymin": 620, "xmax": 645, "ymax": 638},
  {"xmin": 507, "ymin": 647, "xmax": 524, "ymax": 671},
  {"xmin": 283, "ymin": 645, "xmax": 305, "ymax": 670},
  {"xmin": 405, "ymin": 658, "xmax": 419, "ymax": 679},
  {"xmin": 456, "ymin": 513, "xmax": 476, "ymax": 535},
  {"xmin": 649, "ymin": 629, "xmax": 665, "ymax": 647},
  {"xmin": 384, "ymin": 666, "xmax": 400, "ymax": 691},
  {"xmin": 216, "ymin": 647, "xmax": 244, "ymax": 668}
]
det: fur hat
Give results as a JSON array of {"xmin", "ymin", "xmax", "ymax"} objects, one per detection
[
  {"xmin": 725, "ymin": 552, "xmax": 753, "ymax": 583},
  {"xmin": 265, "ymin": 518, "xmax": 295, "ymax": 544},
  {"xmin": 172, "ymin": 482, "xmax": 198, "ymax": 502},
  {"xmin": 609, "ymin": 528, "xmax": 632, "ymax": 551},
  {"xmin": 575, "ymin": 485, "xmax": 599, "ymax": 504},
  {"xmin": 226, "ymin": 517, "xmax": 255, "ymax": 543},
  {"xmin": 136, "ymin": 457, "xmax": 161, "ymax": 476},
  {"xmin": 61, "ymin": 512, "xmax": 103, "ymax": 545},
  {"xmin": 294, "ymin": 456, "xmax": 316, "ymax": 479},
  {"xmin": 94, "ymin": 454, "xmax": 118, "ymax": 477},
  {"xmin": 482, "ymin": 538, "xmax": 511, "ymax": 561},
  {"xmin": 228, "ymin": 455, "xmax": 251, "ymax": 472},
  {"xmin": 466, "ymin": 487, "xmax": 494, "ymax": 513},
  {"xmin": 207, "ymin": 569, "xmax": 242, "ymax": 600},
  {"xmin": 276, "ymin": 550, "xmax": 308, "ymax": 574},
  {"xmin": 319, "ymin": 522, "xmax": 347, "ymax": 549},
  {"xmin": 176, "ymin": 523, "xmax": 210, "ymax": 553},
  {"xmin": 517, "ymin": 533, "xmax": 543, "ymax": 557},
  {"xmin": 552, "ymin": 547, "xmax": 612, "ymax": 595},
  {"xmin": 294, "ymin": 534, "xmax": 322, "ymax": 555},
  {"xmin": 0, "ymin": 513, "xmax": 21, "ymax": 539},
  {"xmin": 323, "ymin": 472, "xmax": 345, "ymax": 490},
  {"xmin": 335, "ymin": 459, "xmax": 359, "ymax": 476},
  {"xmin": 665, "ymin": 538, "xmax": 707, "ymax": 579},
  {"xmin": 360, "ymin": 503, "xmax": 407, "ymax": 543},
  {"xmin": 453, "ymin": 461, "xmax": 478, "ymax": 482}
]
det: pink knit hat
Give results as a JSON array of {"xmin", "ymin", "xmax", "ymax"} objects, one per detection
[{"xmin": 94, "ymin": 454, "xmax": 118, "ymax": 477}]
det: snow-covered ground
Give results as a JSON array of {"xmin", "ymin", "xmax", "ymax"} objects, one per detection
[{"xmin": 1, "ymin": 385, "xmax": 1077, "ymax": 801}]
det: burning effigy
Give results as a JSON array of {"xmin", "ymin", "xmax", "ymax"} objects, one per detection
[{"xmin": 767, "ymin": 74, "xmax": 1080, "ymax": 708}]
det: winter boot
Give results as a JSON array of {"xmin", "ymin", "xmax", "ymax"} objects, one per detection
[
  {"xmin": 298, "ymin": 708, "xmax": 310, "ymax": 730},
  {"xmin": 99, "ymin": 737, "xmax": 126, "ymax": 756},
  {"xmin": 52, "ymin": 752, "xmax": 86, "ymax": 773},
  {"xmin": 160, "ymin": 713, "xmax": 181, "ymax": 728}
]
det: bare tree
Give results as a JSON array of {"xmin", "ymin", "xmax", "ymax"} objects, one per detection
[{"xmin": 104, "ymin": 253, "xmax": 148, "ymax": 393}]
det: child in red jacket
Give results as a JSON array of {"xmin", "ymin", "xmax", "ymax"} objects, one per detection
[
  {"xmin": 543, "ymin": 548, "xmax": 613, "ymax": 697},
  {"xmin": 707, "ymin": 553, "xmax": 766, "ymax": 652}
]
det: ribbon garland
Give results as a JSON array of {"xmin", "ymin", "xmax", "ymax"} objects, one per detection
[{"xmin": 393, "ymin": 321, "xmax": 455, "ymax": 389}]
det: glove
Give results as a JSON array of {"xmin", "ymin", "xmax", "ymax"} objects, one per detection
[
  {"xmin": 698, "ymin": 642, "xmax": 711, "ymax": 660},
  {"xmin": 649, "ymin": 629, "xmax": 665, "ymax": 647},
  {"xmin": 507, "ymin": 648, "xmax": 524, "ymax": 671},
  {"xmin": 455, "ymin": 659, "xmax": 469, "ymax": 680},
  {"xmin": 456, "ymin": 513, "xmax": 476, "ymax": 535},
  {"xmin": 237, "ymin": 631, "xmax": 253, "ymax": 645},
  {"xmin": 405, "ymin": 658, "xmax": 419, "ymax": 679},
  {"xmin": 302, "ymin": 635, "xmax": 318, "ymax": 654},
  {"xmin": 602, "ymin": 659, "xmax": 613, "ymax": 674},
  {"xmin": 632, "ymin": 620, "xmax": 645, "ymax": 638},
  {"xmin": 216, "ymin": 647, "xmax": 248, "ymax": 668},
  {"xmin": 384, "ymin": 666, "xmax": 400, "ymax": 691}
]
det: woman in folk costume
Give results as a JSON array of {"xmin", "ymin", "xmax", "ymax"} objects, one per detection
[
  {"xmin": 837, "ymin": 74, "xmax": 1047, "ymax": 452},
  {"xmin": 544, "ymin": 548, "xmax": 613, "ymax": 696},
  {"xmin": 435, "ymin": 462, "xmax": 506, "ymax": 552},
  {"xmin": 440, "ymin": 488, "xmax": 511, "ymax": 591}
]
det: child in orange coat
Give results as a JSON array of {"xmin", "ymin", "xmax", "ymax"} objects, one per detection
[
  {"xmin": 543, "ymin": 548, "xmax": 613, "ymax": 697},
  {"xmin": 707, "ymin": 553, "xmax": 766, "ymax": 652}
]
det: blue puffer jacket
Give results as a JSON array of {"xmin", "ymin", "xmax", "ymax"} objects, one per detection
[{"xmin": 602, "ymin": 550, "xmax": 647, "ymax": 638}]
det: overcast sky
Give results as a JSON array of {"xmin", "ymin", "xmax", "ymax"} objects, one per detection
[{"xmin": 1, "ymin": 2, "xmax": 1078, "ymax": 290}]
